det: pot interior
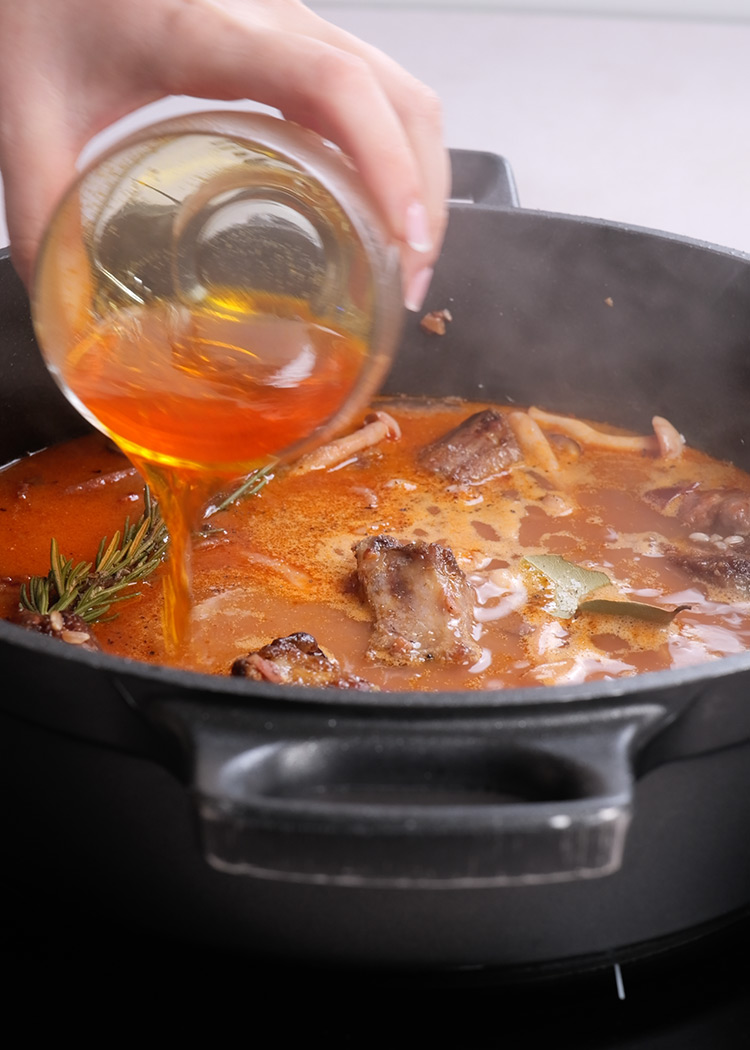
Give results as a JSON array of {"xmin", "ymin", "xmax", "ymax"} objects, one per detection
[{"xmin": 2, "ymin": 204, "xmax": 750, "ymax": 705}]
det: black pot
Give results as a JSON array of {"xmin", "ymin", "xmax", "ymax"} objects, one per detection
[{"xmin": 3, "ymin": 151, "xmax": 750, "ymax": 974}]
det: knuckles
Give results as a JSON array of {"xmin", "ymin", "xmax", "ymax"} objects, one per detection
[
  {"xmin": 309, "ymin": 48, "xmax": 379, "ymax": 100},
  {"xmin": 405, "ymin": 79, "xmax": 444, "ymax": 131}
]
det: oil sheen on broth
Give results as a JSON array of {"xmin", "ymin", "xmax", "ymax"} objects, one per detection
[{"xmin": 3, "ymin": 397, "xmax": 750, "ymax": 691}]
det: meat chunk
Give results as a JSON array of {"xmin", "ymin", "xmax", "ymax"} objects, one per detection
[
  {"xmin": 354, "ymin": 534, "xmax": 481, "ymax": 666},
  {"xmin": 681, "ymin": 489, "xmax": 750, "ymax": 536},
  {"xmin": 420, "ymin": 308, "xmax": 452, "ymax": 335},
  {"xmin": 668, "ymin": 544, "xmax": 750, "ymax": 597},
  {"xmin": 230, "ymin": 632, "xmax": 376, "ymax": 690},
  {"xmin": 645, "ymin": 486, "xmax": 750, "ymax": 537},
  {"xmin": 15, "ymin": 609, "xmax": 101, "ymax": 651},
  {"xmin": 418, "ymin": 409, "xmax": 522, "ymax": 484}
]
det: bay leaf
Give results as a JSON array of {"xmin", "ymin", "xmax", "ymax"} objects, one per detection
[
  {"xmin": 577, "ymin": 599, "xmax": 692, "ymax": 623},
  {"xmin": 522, "ymin": 554, "xmax": 611, "ymax": 618}
]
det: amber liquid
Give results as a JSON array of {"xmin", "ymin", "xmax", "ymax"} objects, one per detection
[{"xmin": 60, "ymin": 294, "xmax": 367, "ymax": 655}]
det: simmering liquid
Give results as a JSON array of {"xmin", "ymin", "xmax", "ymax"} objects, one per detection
[
  {"xmin": 4, "ymin": 398, "xmax": 750, "ymax": 690},
  {"xmin": 57, "ymin": 294, "xmax": 367, "ymax": 653}
]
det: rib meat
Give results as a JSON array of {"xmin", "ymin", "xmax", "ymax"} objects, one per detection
[
  {"xmin": 230, "ymin": 632, "xmax": 376, "ymax": 690},
  {"xmin": 354, "ymin": 534, "xmax": 481, "ymax": 665},
  {"xmin": 418, "ymin": 409, "xmax": 522, "ymax": 484},
  {"xmin": 645, "ymin": 485, "xmax": 750, "ymax": 536},
  {"xmin": 668, "ymin": 544, "xmax": 750, "ymax": 596}
]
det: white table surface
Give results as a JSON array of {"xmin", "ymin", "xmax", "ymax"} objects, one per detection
[{"xmin": 1, "ymin": 5, "xmax": 749, "ymax": 255}]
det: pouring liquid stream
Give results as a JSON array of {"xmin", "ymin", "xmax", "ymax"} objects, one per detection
[{"xmin": 59, "ymin": 290, "xmax": 366, "ymax": 657}]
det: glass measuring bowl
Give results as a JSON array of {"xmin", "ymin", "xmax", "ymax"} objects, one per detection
[
  {"xmin": 31, "ymin": 111, "xmax": 403, "ymax": 655},
  {"xmin": 32, "ymin": 110, "xmax": 403, "ymax": 475}
]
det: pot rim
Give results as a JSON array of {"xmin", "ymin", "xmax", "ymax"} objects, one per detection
[{"xmin": 2, "ymin": 613, "xmax": 748, "ymax": 711}]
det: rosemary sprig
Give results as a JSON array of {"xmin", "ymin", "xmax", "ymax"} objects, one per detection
[
  {"xmin": 205, "ymin": 464, "xmax": 275, "ymax": 518},
  {"xmin": 20, "ymin": 488, "xmax": 168, "ymax": 624}
]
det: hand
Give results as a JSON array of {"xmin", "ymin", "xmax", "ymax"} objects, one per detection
[{"xmin": 0, "ymin": 0, "xmax": 448, "ymax": 309}]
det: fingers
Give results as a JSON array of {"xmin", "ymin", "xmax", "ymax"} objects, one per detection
[
  {"xmin": 0, "ymin": 0, "xmax": 449, "ymax": 310},
  {"xmin": 0, "ymin": 0, "xmax": 161, "ymax": 286},
  {"xmin": 161, "ymin": 1, "xmax": 448, "ymax": 309},
  {"xmin": 293, "ymin": 8, "xmax": 450, "ymax": 308},
  {"xmin": 0, "ymin": 99, "xmax": 83, "ymax": 287}
]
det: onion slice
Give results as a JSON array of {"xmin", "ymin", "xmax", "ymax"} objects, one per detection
[
  {"xmin": 652, "ymin": 415, "xmax": 685, "ymax": 459},
  {"xmin": 529, "ymin": 406, "xmax": 684, "ymax": 459},
  {"xmin": 291, "ymin": 411, "xmax": 401, "ymax": 474},
  {"xmin": 507, "ymin": 411, "xmax": 560, "ymax": 473}
]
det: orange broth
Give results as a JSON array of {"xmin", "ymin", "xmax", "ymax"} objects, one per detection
[{"xmin": 3, "ymin": 397, "xmax": 750, "ymax": 690}]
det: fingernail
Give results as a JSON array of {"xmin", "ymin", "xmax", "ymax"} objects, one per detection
[
  {"xmin": 405, "ymin": 266, "xmax": 433, "ymax": 312},
  {"xmin": 405, "ymin": 201, "xmax": 432, "ymax": 253}
]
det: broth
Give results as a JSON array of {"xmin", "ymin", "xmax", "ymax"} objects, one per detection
[{"xmin": 3, "ymin": 397, "xmax": 750, "ymax": 691}]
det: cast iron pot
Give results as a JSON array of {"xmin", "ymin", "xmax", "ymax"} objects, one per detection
[{"xmin": 3, "ymin": 151, "xmax": 750, "ymax": 975}]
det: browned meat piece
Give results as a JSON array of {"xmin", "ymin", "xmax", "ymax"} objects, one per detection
[
  {"xmin": 642, "ymin": 485, "xmax": 694, "ymax": 513},
  {"xmin": 682, "ymin": 490, "xmax": 750, "ymax": 536},
  {"xmin": 418, "ymin": 409, "xmax": 522, "ymax": 484},
  {"xmin": 15, "ymin": 609, "xmax": 101, "ymax": 650},
  {"xmin": 645, "ymin": 485, "xmax": 750, "ymax": 537},
  {"xmin": 420, "ymin": 308, "xmax": 452, "ymax": 335},
  {"xmin": 230, "ymin": 632, "xmax": 376, "ymax": 690},
  {"xmin": 354, "ymin": 534, "xmax": 482, "ymax": 666},
  {"xmin": 669, "ymin": 544, "xmax": 750, "ymax": 596}
]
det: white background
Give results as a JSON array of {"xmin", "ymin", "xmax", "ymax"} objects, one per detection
[
  {"xmin": 2, "ymin": 2, "xmax": 750, "ymax": 255},
  {"xmin": 317, "ymin": 0, "xmax": 750, "ymax": 16}
]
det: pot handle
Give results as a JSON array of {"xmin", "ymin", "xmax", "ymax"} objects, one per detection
[
  {"xmin": 449, "ymin": 149, "xmax": 519, "ymax": 210},
  {"xmin": 152, "ymin": 699, "xmax": 664, "ymax": 887}
]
